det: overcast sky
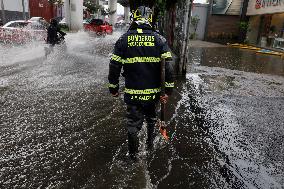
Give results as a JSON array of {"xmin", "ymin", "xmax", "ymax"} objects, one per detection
[{"xmin": 117, "ymin": 4, "xmax": 124, "ymax": 15}]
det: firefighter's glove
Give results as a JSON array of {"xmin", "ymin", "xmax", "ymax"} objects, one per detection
[
  {"xmin": 160, "ymin": 94, "xmax": 169, "ymax": 104},
  {"xmin": 112, "ymin": 92, "xmax": 119, "ymax": 97}
]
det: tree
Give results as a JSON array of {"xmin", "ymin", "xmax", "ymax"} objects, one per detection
[
  {"xmin": 190, "ymin": 15, "xmax": 200, "ymax": 39},
  {"xmin": 83, "ymin": 0, "xmax": 101, "ymax": 14}
]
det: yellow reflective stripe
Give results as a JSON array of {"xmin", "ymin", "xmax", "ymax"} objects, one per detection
[
  {"xmin": 137, "ymin": 28, "xmax": 143, "ymax": 33},
  {"xmin": 165, "ymin": 82, "xmax": 174, "ymax": 88},
  {"xmin": 112, "ymin": 55, "xmax": 161, "ymax": 64},
  {"xmin": 128, "ymin": 41, "xmax": 155, "ymax": 47},
  {"xmin": 134, "ymin": 95, "xmax": 155, "ymax": 101},
  {"xmin": 125, "ymin": 57, "xmax": 161, "ymax": 64},
  {"xmin": 111, "ymin": 54, "xmax": 125, "ymax": 64},
  {"xmin": 161, "ymin": 52, "xmax": 172, "ymax": 58},
  {"xmin": 125, "ymin": 88, "xmax": 161, "ymax": 95},
  {"xmin": 108, "ymin": 83, "xmax": 118, "ymax": 88}
]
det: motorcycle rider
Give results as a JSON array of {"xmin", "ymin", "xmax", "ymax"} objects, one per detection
[
  {"xmin": 46, "ymin": 18, "xmax": 66, "ymax": 46},
  {"xmin": 108, "ymin": 6, "xmax": 174, "ymax": 160}
]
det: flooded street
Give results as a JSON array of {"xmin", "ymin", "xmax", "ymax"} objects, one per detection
[{"xmin": 0, "ymin": 33, "xmax": 283, "ymax": 188}]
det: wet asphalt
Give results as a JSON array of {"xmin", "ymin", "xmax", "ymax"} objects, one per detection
[{"xmin": 0, "ymin": 32, "xmax": 283, "ymax": 189}]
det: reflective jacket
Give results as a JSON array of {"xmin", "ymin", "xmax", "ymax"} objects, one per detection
[{"xmin": 108, "ymin": 24, "xmax": 174, "ymax": 105}]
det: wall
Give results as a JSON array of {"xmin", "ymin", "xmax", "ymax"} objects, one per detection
[
  {"xmin": 247, "ymin": 0, "xmax": 284, "ymax": 15},
  {"xmin": 29, "ymin": 0, "xmax": 56, "ymax": 22},
  {"xmin": 1, "ymin": 0, "xmax": 29, "ymax": 23},
  {"xmin": 3, "ymin": 0, "xmax": 29, "ymax": 12},
  {"xmin": 190, "ymin": 3, "xmax": 209, "ymax": 40},
  {"xmin": 206, "ymin": 15, "xmax": 240, "ymax": 43}
]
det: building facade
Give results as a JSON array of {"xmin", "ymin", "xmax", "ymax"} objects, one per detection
[
  {"xmin": 1, "ymin": 0, "xmax": 29, "ymax": 24},
  {"xmin": 205, "ymin": 0, "xmax": 243, "ymax": 43},
  {"xmin": 246, "ymin": 0, "xmax": 284, "ymax": 49},
  {"xmin": 29, "ymin": 0, "xmax": 63, "ymax": 22}
]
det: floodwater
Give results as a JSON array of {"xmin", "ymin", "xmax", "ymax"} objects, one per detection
[{"xmin": 0, "ymin": 33, "xmax": 283, "ymax": 189}]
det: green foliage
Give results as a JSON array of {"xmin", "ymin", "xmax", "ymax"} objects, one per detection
[
  {"xmin": 189, "ymin": 33, "xmax": 197, "ymax": 39},
  {"xmin": 60, "ymin": 24, "xmax": 69, "ymax": 32},
  {"xmin": 153, "ymin": 0, "xmax": 166, "ymax": 19},
  {"xmin": 155, "ymin": 0, "xmax": 177, "ymax": 15},
  {"xmin": 83, "ymin": 0, "xmax": 102, "ymax": 14},
  {"xmin": 238, "ymin": 21, "xmax": 249, "ymax": 31},
  {"xmin": 191, "ymin": 15, "xmax": 200, "ymax": 32}
]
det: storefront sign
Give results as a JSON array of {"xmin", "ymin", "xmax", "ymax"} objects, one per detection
[
  {"xmin": 255, "ymin": 0, "xmax": 283, "ymax": 9},
  {"xmin": 247, "ymin": 0, "xmax": 284, "ymax": 15}
]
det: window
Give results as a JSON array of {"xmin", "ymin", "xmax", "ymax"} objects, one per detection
[
  {"xmin": 91, "ymin": 19, "xmax": 103, "ymax": 25},
  {"xmin": 7, "ymin": 22, "xmax": 28, "ymax": 28}
]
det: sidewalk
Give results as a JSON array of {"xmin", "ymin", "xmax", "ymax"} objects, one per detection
[{"xmin": 189, "ymin": 40, "xmax": 225, "ymax": 48}]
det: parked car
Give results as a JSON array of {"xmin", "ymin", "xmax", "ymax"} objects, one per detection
[
  {"xmin": 24, "ymin": 21, "xmax": 47, "ymax": 41},
  {"xmin": 28, "ymin": 17, "xmax": 49, "ymax": 28},
  {"xmin": 115, "ymin": 20, "xmax": 126, "ymax": 28},
  {"xmin": 0, "ymin": 20, "xmax": 47, "ymax": 44},
  {"xmin": 84, "ymin": 19, "xmax": 113, "ymax": 35}
]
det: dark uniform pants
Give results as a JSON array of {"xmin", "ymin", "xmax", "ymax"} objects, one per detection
[{"xmin": 126, "ymin": 103, "xmax": 157, "ymax": 155}]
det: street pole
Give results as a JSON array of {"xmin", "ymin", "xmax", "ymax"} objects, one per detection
[
  {"xmin": 22, "ymin": 0, "xmax": 26, "ymax": 20},
  {"xmin": 1, "ymin": 0, "xmax": 6, "ymax": 24},
  {"xmin": 108, "ymin": 0, "xmax": 117, "ymax": 26}
]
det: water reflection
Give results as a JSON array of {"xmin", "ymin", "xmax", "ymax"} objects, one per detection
[{"xmin": 189, "ymin": 47, "xmax": 284, "ymax": 76}]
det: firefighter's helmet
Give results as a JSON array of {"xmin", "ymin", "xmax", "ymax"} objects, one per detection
[{"xmin": 133, "ymin": 6, "xmax": 153, "ymax": 25}]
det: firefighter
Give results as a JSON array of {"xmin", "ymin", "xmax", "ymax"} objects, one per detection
[{"xmin": 108, "ymin": 6, "xmax": 174, "ymax": 160}]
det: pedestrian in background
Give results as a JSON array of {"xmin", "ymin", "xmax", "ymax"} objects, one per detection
[{"xmin": 108, "ymin": 6, "xmax": 174, "ymax": 160}]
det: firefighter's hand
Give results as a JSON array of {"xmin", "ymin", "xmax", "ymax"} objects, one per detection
[
  {"xmin": 160, "ymin": 94, "xmax": 169, "ymax": 104},
  {"xmin": 112, "ymin": 92, "xmax": 119, "ymax": 97}
]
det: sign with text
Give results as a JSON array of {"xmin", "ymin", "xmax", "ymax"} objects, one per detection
[
  {"xmin": 247, "ymin": 0, "xmax": 284, "ymax": 15},
  {"xmin": 255, "ymin": 0, "xmax": 283, "ymax": 9}
]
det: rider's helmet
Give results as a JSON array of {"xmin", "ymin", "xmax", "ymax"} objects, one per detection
[
  {"xmin": 50, "ymin": 18, "xmax": 58, "ymax": 26},
  {"xmin": 132, "ymin": 6, "xmax": 153, "ymax": 26}
]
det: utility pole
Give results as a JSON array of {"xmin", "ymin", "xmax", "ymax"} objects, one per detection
[
  {"xmin": 22, "ymin": 0, "xmax": 26, "ymax": 20},
  {"xmin": 1, "ymin": 0, "xmax": 6, "ymax": 24}
]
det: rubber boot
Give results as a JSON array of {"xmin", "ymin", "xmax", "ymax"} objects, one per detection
[{"xmin": 128, "ymin": 133, "xmax": 139, "ymax": 160}]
